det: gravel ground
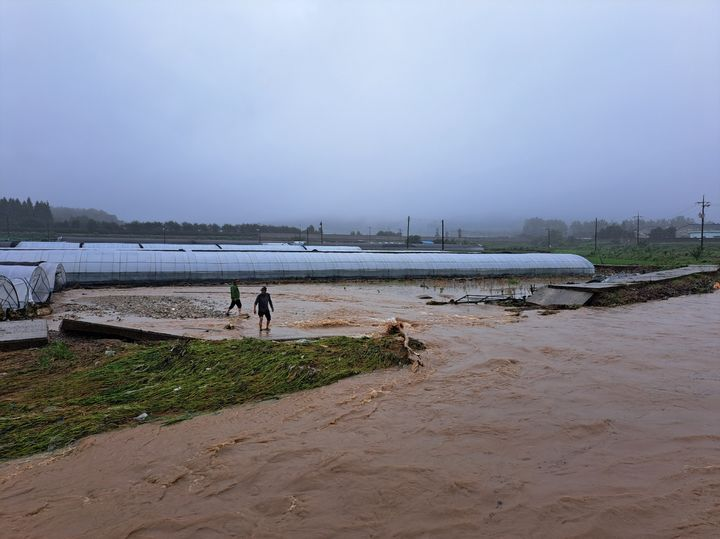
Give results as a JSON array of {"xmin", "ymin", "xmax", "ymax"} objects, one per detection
[{"xmin": 64, "ymin": 295, "xmax": 225, "ymax": 319}]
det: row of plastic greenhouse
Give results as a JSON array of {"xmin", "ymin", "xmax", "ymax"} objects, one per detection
[
  {"xmin": 0, "ymin": 263, "xmax": 66, "ymax": 311},
  {"xmin": 14, "ymin": 241, "xmax": 362, "ymax": 252},
  {"xmin": 0, "ymin": 246, "xmax": 594, "ymax": 285}
]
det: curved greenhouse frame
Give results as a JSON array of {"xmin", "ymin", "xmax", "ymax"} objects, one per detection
[
  {"xmin": 0, "ymin": 275, "xmax": 19, "ymax": 311},
  {"xmin": 0, "ymin": 265, "xmax": 52, "ymax": 303},
  {"xmin": 40, "ymin": 262, "xmax": 67, "ymax": 291},
  {"xmin": 0, "ymin": 248, "xmax": 594, "ymax": 285},
  {"xmin": 11, "ymin": 278, "xmax": 30, "ymax": 308}
]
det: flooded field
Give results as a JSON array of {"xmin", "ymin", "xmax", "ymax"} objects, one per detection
[
  {"xmin": 1, "ymin": 281, "xmax": 719, "ymax": 538},
  {"xmin": 48, "ymin": 277, "xmax": 569, "ymax": 339}
]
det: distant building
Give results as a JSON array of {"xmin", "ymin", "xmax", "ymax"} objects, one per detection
[
  {"xmin": 689, "ymin": 231, "xmax": 720, "ymax": 239},
  {"xmin": 677, "ymin": 223, "xmax": 720, "ymax": 239}
]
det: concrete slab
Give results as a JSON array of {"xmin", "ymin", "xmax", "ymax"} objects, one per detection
[
  {"xmin": 526, "ymin": 287, "xmax": 594, "ymax": 307},
  {"xmin": 607, "ymin": 265, "xmax": 719, "ymax": 283},
  {"xmin": 549, "ymin": 282, "xmax": 627, "ymax": 292},
  {"xmin": 552, "ymin": 265, "xmax": 719, "ymax": 292},
  {"xmin": 60, "ymin": 318, "xmax": 194, "ymax": 342},
  {"xmin": 0, "ymin": 319, "xmax": 49, "ymax": 351}
]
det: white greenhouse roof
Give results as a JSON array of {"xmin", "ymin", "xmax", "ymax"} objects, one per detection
[
  {"xmin": 0, "ymin": 275, "xmax": 19, "ymax": 310},
  {"xmin": 14, "ymin": 241, "xmax": 362, "ymax": 252},
  {"xmin": 0, "ymin": 265, "xmax": 52, "ymax": 303},
  {"xmin": 0, "ymin": 248, "xmax": 595, "ymax": 285},
  {"xmin": 15, "ymin": 241, "xmax": 81, "ymax": 249}
]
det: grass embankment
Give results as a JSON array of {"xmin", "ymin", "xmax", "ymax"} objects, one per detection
[{"xmin": 0, "ymin": 335, "xmax": 413, "ymax": 461}]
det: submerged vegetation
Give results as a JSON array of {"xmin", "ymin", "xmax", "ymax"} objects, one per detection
[{"xmin": 0, "ymin": 335, "xmax": 413, "ymax": 461}]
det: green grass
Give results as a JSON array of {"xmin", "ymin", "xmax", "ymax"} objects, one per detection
[
  {"xmin": 37, "ymin": 342, "xmax": 74, "ymax": 370},
  {"xmin": 571, "ymin": 244, "xmax": 720, "ymax": 268},
  {"xmin": 0, "ymin": 336, "xmax": 411, "ymax": 461},
  {"xmin": 484, "ymin": 240, "xmax": 720, "ymax": 269}
]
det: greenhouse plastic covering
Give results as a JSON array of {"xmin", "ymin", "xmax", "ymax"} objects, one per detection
[
  {"xmin": 15, "ymin": 241, "xmax": 81, "ymax": 249},
  {"xmin": 0, "ymin": 248, "xmax": 594, "ymax": 285},
  {"xmin": 39, "ymin": 262, "xmax": 67, "ymax": 291},
  {"xmin": 0, "ymin": 265, "xmax": 53, "ymax": 303},
  {"xmin": 0, "ymin": 275, "xmax": 19, "ymax": 311},
  {"xmin": 81, "ymin": 242, "xmax": 143, "ymax": 249},
  {"xmin": 11, "ymin": 278, "xmax": 30, "ymax": 307},
  {"xmin": 140, "ymin": 243, "xmax": 223, "ymax": 251},
  {"xmin": 13, "ymin": 241, "xmax": 362, "ymax": 252}
]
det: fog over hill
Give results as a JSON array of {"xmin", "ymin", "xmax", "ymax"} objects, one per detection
[{"xmin": 51, "ymin": 206, "xmax": 120, "ymax": 223}]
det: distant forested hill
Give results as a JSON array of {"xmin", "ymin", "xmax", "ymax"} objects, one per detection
[{"xmin": 51, "ymin": 206, "xmax": 120, "ymax": 223}]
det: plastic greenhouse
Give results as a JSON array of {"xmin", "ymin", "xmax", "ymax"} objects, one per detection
[
  {"xmin": 0, "ymin": 248, "xmax": 595, "ymax": 285},
  {"xmin": 40, "ymin": 262, "xmax": 67, "ymax": 291},
  {"xmin": 11, "ymin": 278, "xmax": 29, "ymax": 308},
  {"xmin": 0, "ymin": 275, "xmax": 19, "ymax": 311},
  {"xmin": 15, "ymin": 241, "xmax": 81, "ymax": 249},
  {"xmin": 13, "ymin": 241, "xmax": 362, "ymax": 252},
  {"xmin": 0, "ymin": 265, "xmax": 53, "ymax": 303}
]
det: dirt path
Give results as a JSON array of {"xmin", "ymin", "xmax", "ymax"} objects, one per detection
[{"xmin": 1, "ymin": 286, "xmax": 719, "ymax": 538}]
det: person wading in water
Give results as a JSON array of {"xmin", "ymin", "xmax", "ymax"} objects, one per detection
[
  {"xmin": 226, "ymin": 280, "xmax": 242, "ymax": 316},
  {"xmin": 253, "ymin": 286, "xmax": 274, "ymax": 331}
]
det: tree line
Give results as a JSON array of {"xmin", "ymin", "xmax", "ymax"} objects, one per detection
[
  {"xmin": 0, "ymin": 197, "xmax": 53, "ymax": 230},
  {"xmin": 522, "ymin": 216, "xmax": 696, "ymax": 242},
  {"xmin": 1, "ymin": 197, "xmax": 299, "ymax": 237},
  {"xmin": 59, "ymin": 219, "xmax": 300, "ymax": 236}
]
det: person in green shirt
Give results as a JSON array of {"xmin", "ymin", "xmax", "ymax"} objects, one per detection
[{"xmin": 226, "ymin": 280, "xmax": 242, "ymax": 316}]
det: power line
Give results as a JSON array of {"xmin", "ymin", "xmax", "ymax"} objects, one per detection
[{"xmin": 696, "ymin": 195, "xmax": 711, "ymax": 251}]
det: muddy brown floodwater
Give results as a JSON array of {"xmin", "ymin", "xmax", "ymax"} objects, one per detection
[{"xmin": 1, "ymin": 282, "xmax": 719, "ymax": 538}]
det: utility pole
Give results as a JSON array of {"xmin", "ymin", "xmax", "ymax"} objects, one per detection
[
  {"xmin": 320, "ymin": 221, "xmax": 323, "ymax": 244},
  {"xmin": 441, "ymin": 219, "xmax": 445, "ymax": 251},
  {"xmin": 368, "ymin": 226, "xmax": 371, "ymax": 244},
  {"xmin": 306, "ymin": 226, "xmax": 309, "ymax": 244},
  {"xmin": 636, "ymin": 213, "xmax": 641, "ymax": 247},
  {"xmin": 697, "ymin": 195, "xmax": 711, "ymax": 251},
  {"xmin": 546, "ymin": 228, "xmax": 551, "ymax": 250},
  {"xmin": 406, "ymin": 216, "xmax": 410, "ymax": 249},
  {"xmin": 594, "ymin": 217, "xmax": 598, "ymax": 255}
]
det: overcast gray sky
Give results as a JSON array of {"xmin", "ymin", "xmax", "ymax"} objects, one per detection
[{"xmin": 1, "ymin": 0, "xmax": 718, "ymax": 230}]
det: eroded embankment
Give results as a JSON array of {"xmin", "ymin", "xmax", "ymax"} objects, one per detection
[
  {"xmin": 589, "ymin": 270, "xmax": 720, "ymax": 307},
  {"xmin": 0, "ymin": 330, "xmax": 418, "ymax": 461}
]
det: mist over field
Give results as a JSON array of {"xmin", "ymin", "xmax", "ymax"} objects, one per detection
[{"xmin": 1, "ymin": 1, "xmax": 718, "ymax": 228}]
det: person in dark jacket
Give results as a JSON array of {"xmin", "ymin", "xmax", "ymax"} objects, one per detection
[
  {"xmin": 226, "ymin": 280, "xmax": 242, "ymax": 316},
  {"xmin": 253, "ymin": 286, "xmax": 274, "ymax": 330}
]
